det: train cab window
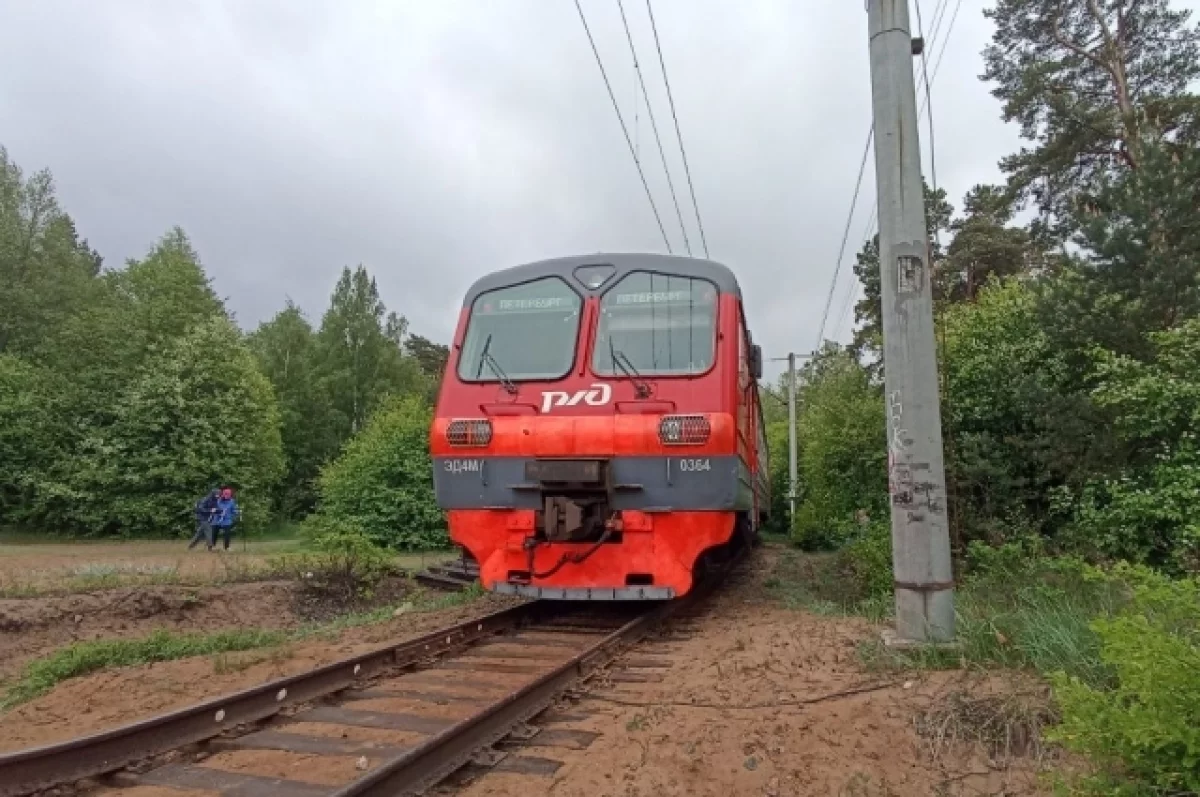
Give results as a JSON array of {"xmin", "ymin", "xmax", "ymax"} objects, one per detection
[
  {"xmin": 592, "ymin": 271, "xmax": 718, "ymax": 376},
  {"xmin": 457, "ymin": 277, "xmax": 582, "ymax": 382}
]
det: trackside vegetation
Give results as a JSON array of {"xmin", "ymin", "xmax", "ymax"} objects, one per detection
[{"xmin": 760, "ymin": 1, "xmax": 1200, "ymax": 793}]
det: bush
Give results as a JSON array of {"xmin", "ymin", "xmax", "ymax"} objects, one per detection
[
  {"xmin": 287, "ymin": 521, "xmax": 397, "ymax": 606},
  {"xmin": 842, "ymin": 520, "xmax": 894, "ymax": 603},
  {"xmin": 791, "ymin": 349, "xmax": 887, "ymax": 550},
  {"xmin": 769, "ymin": 521, "xmax": 893, "ymax": 618},
  {"xmin": 1050, "ymin": 567, "xmax": 1200, "ymax": 794},
  {"xmin": 311, "ymin": 396, "xmax": 446, "ymax": 550}
]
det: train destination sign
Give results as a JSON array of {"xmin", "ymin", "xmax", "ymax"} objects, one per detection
[
  {"xmin": 609, "ymin": 288, "xmax": 716, "ymax": 306},
  {"xmin": 478, "ymin": 295, "xmax": 579, "ymax": 315}
]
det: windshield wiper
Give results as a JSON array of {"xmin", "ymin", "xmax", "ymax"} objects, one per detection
[
  {"xmin": 475, "ymin": 334, "xmax": 517, "ymax": 394},
  {"xmin": 608, "ymin": 337, "xmax": 652, "ymax": 398}
]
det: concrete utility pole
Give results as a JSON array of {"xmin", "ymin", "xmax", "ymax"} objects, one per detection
[
  {"xmin": 866, "ymin": 0, "xmax": 955, "ymax": 642},
  {"xmin": 787, "ymin": 352, "xmax": 798, "ymax": 522},
  {"xmin": 770, "ymin": 352, "xmax": 813, "ymax": 528}
]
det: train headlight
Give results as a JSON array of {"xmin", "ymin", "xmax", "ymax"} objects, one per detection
[
  {"xmin": 446, "ymin": 419, "xmax": 493, "ymax": 447},
  {"xmin": 659, "ymin": 414, "xmax": 710, "ymax": 445}
]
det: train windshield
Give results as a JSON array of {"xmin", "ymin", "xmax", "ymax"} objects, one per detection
[
  {"xmin": 592, "ymin": 272, "xmax": 718, "ymax": 376},
  {"xmin": 458, "ymin": 277, "xmax": 583, "ymax": 383}
]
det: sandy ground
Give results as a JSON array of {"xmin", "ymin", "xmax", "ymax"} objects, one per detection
[
  {"xmin": 0, "ymin": 593, "xmax": 520, "ymax": 752},
  {"xmin": 0, "ymin": 581, "xmax": 301, "ymax": 682},
  {"xmin": 454, "ymin": 551, "xmax": 1055, "ymax": 797},
  {"xmin": 0, "ymin": 544, "xmax": 1058, "ymax": 796}
]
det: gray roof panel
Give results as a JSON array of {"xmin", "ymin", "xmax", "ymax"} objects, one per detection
[{"xmin": 461, "ymin": 253, "xmax": 742, "ymax": 307}]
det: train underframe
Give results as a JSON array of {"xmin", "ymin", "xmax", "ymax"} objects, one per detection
[{"xmin": 447, "ymin": 499, "xmax": 757, "ymax": 600}]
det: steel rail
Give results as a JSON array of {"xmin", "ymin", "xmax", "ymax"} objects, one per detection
[
  {"xmin": 334, "ymin": 579, "xmax": 712, "ymax": 796},
  {"xmin": 0, "ymin": 601, "xmax": 546, "ymax": 797}
]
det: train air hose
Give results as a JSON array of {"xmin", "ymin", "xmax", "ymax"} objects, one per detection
[{"xmin": 526, "ymin": 517, "xmax": 616, "ymax": 580}]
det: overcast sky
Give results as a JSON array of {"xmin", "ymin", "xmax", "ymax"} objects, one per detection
[{"xmin": 3, "ymin": 1, "xmax": 1192, "ymax": 383}]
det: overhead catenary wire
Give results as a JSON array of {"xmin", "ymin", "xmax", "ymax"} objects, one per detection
[
  {"xmin": 617, "ymin": 0, "xmax": 693, "ymax": 256},
  {"xmin": 816, "ymin": 0, "xmax": 947, "ymax": 347},
  {"xmin": 828, "ymin": 0, "xmax": 965, "ymax": 342},
  {"xmin": 831, "ymin": 205, "xmax": 882, "ymax": 341},
  {"xmin": 913, "ymin": 0, "xmax": 940, "ymax": 246},
  {"xmin": 573, "ymin": 0, "xmax": 673, "ymax": 253},
  {"xmin": 813, "ymin": 129, "xmax": 873, "ymax": 350},
  {"xmin": 645, "ymin": 0, "xmax": 711, "ymax": 258}
]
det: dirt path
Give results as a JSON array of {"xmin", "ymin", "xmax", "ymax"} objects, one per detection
[{"xmin": 456, "ymin": 551, "xmax": 1052, "ymax": 797}]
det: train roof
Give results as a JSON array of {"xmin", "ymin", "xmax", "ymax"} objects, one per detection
[{"xmin": 461, "ymin": 253, "xmax": 742, "ymax": 307}]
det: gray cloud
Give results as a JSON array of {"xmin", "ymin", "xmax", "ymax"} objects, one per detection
[{"xmin": 4, "ymin": 0, "xmax": 1187, "ymax": 383}]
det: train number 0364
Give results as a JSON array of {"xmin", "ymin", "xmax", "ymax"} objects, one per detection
[{"xmin": 678, "ymin": 458, "xmax": 712, "ymax": 472}]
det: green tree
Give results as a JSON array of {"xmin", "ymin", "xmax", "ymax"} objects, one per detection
[
  {"xmin": 317, "ymin": 266, "xmax": 422, "ymax": 440},
  {"xmin": 0, "ymin": 148, "xmax": 101, "ymax": 357},
  {"xmin": 983, "ymin": 0, "xmax": 1200, "ymax": 238},
  {"xmin": 311, "ymin": 396, "xmax": 446, "ymax": 550},
  {"xmin": 42, "ymin": 229, "xmax": 226, "ymax": 421},
  {"xmin": 404, "ymin": 334, "xmax": 450, "ymax": 384},
  {"xmin": 46, "ymin": 317, "xmax": 284, "ymax": 536},
  {"xmin": 0, "ymin": 357, "xmax": 68, "ymax": 521},
  {"xmin": 1071, "ymin": 319, "xmax": 1200, "ymax": 571},
  {"xmin": 1043, "ymin": 141, "xmax": 1200, "ymax": 363},
  {"xmin": 792, "ymin": 345, "xmax": 887, "ymax": 549},
  {"xmin": 941, "ymin": 185, "xmax": 1041, "ymax": 303},
  {"xmin": 939, "ymin": 279, "xmax": 1090, "ymax": 545},
  {"xmin": 249, "ymin": 303, "xmax": 339, "ymax": 517}
]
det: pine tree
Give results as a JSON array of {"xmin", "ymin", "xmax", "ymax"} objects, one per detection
[
  {"xmin": 942, "ymin": 185, "xmax": 1041, "ymax": 303},
  {"xmin": 1042, "ymin": 140, "xmax": 1200, "ymax": 360},
  {"xmin": 983, "ymin": 0, "xmax": 1200, "ymax": 238},
  {"xmin": 317, "ymin": 266, "xmax": 421, "ymax": 441},
  {"xmin": 404, "ymin": 334, "xmax": 450, "ymax": 384}
]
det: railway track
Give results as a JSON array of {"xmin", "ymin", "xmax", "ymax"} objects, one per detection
[{"xmin": 1, "ymin": 575, "xmax": 720, "ymax": 797}]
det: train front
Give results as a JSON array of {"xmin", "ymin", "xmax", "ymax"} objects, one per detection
[{"xmin": 430, "ymin": 256, "xmax": 748, "ymax": 600}]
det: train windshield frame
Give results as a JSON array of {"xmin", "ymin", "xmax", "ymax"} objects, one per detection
[
  {"xmin": 457, "ymin": 277, "xmax": 583, "ymax": 384},
  {"xmin": 591, "ymin": 271, "xmax": 719, "ymax": 377}
]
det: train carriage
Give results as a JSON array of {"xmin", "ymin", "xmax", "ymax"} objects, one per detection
[{"xmin": 430, "ymin": 253, "xmax": 770, "ymax": 600}]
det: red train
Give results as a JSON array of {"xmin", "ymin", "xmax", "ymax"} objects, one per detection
[{"xmin": 430, "ymin": 254, "xmax": 770, "ymax": 600}]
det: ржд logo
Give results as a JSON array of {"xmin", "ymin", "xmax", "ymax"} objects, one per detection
[{"xmin": 540, "ymin": 383, "xmax": 613, "ymax": 413}]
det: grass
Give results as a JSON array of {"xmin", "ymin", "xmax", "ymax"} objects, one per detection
[
  {"xmin": 767, "ymin": 544, "xmax": 1125, "ymax": 687},
  {"xmin": 766, "ymin": 549, "xmax": 893, "ymax": 623},
  {"xmin": 0, "ymin": 628, "xmax": 288, "ymax": 709},
  {"xmin": 0, "ymin": 535, "xmax": 459, "ymax": 598},
  {"xmin": 856, "ymin": 559, "xmax": 1126, "ymax": 689}
]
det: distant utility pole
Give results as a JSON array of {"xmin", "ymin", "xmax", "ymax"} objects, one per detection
[
  {"xmin": 787, "ymin": 352, "xmax": 798, "ymax": 522},
  {"xmin": 866, "ymin": 0, "xmax": 955, "ymax": 643},
  {"xmin": 770, "ymin": 352, "xmax": 812, "ymax": 527}
]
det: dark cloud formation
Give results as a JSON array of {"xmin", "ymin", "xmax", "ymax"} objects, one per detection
[{"xmin": 1, "ymin": 0, "xmax": 1086, "ymax": 381}]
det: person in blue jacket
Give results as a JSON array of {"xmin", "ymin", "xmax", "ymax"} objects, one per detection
[
  {"xmin": 211, "ymin": 486, "xmax": 241, "ymax": 550},
  {"xmin": 187, "ymin": 488, "xmax": 220, "ymax": 550}
]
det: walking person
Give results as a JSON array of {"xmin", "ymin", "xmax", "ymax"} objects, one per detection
[
  {"xmin": 187, "ymin": 488, "xmax": 220, "ymax": 550},
  {"xmin": 211, "ymin": 487, "xmax": 241, "ymax": 551}
]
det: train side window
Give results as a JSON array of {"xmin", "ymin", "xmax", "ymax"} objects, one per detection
[
  {"xmin": 457, "ymin": 277, "xmax": 582, "ymax": 383},
  {"xmin": 592, "ymin": 271, "xmax": 718, "ymax": 377}
]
